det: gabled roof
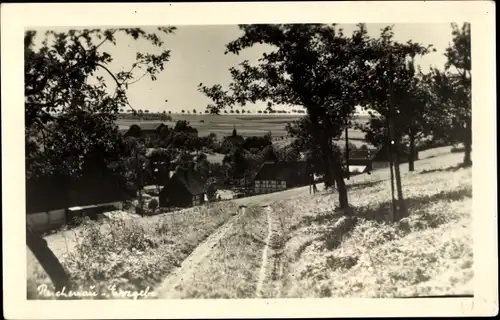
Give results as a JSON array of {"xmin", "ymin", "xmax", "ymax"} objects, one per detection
[
  {"xmin": 138, "ymin": 122, "xmax": 166, "ymax": 131},
  {"xmin": 122, "ymin": 123, "xmax": 167, "ymax": 135},
  {"xmin": 254, "ymin": 161, "xmax": 309, "ymax": 182},
  {"xmin": 169, "ymin": 169, "xmax": 206, "ymax": 195},
  {"xmin": 223, "ymin": 135, "xmax": 245, "ymax": 145}
]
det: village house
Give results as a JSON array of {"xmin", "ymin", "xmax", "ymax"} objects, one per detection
[
  {"xmin": 121, "ymin": 123, "xmax": 169, "ymax": 139},
  {"xmin": 337, "ymin": 143, "xmax": 419, "ymax": 174},
  {"xmin": 221, "ymin": 127, "xmax": 245, "ymax": 151},
  {"xmin": 253, "ymin": 161, "xmax": 310, "ymax": 194},
  {"xmin": 26, "ymin": 175, "xmax": 131, "ymax": 233},
  {"xmin": 368, "ymin": 144, "xmax": 418, "ymax": 170},
  {"xmin": 159, "ymin": 168, "xmax": 207, "ymax": 208}
]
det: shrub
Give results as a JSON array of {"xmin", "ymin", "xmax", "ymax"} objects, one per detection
[
  {"xmin": 135, "ymin": 205, "xmax": 145, "ymax": 215},
  {"xmin": 148, "ymin": 198, "xmax": 159, "ymax": 211}
]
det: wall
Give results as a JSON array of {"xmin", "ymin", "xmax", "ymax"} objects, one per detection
[
  {"xmin": 27, "ymin": 208, "xmax": 66, "ymax": 233},
  {"xmin": 254, "ymin": 180, "xmax": 286, "ymax": 194},
  {"xmin": 27, "ymin": 202, "xmax": 122, "ymax": 233}
]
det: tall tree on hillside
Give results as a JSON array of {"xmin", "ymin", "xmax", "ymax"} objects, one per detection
[
  {"xmin": 357, "ymin": 26, "xmax": 434, "ymax": 171},
  {"xmin": 25, "ymin": 27, "xmax": 175, "ymax": 179},
  {"xmin": 199, "ymin": 24, "xmax": 379, "ymax": 209},
  {"xmin": 425, "ymin": 23, "xmax": 472, "ymax": 166}
]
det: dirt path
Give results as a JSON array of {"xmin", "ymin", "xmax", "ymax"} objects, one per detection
[
  {"xmin": 256, "ymin": 206, "xmax": 273, "ymax": 298},
  {"xmin": 255, "ymin": 205, "xmax": 286, "ymax": 299},
  {"xmin": 154, "ymin": 210, "xmax": 242, "ymax": 299}
]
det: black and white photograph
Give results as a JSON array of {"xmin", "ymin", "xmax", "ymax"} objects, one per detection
[{"xmin": 2, "ymin": 2, "xmax": 497, "ymax": 319}]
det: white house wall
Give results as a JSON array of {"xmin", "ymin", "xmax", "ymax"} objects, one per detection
[
  {"xmin": 254, "ymin": 180, "xmax": 287, "ymax": 194},
  {"xmin": 27, "ymin": 202, "xmax": 123, "ymax": 233}
]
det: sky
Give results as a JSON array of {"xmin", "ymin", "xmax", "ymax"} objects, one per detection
[{"xmin": 32, "ymin": 23, "xmax": 455, "ymax": 114}]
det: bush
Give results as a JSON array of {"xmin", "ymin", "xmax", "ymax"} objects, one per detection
[
  {"xmin": 148, "ymin": 198, "xmax": 159, "ymax": 211},
  {"xmin": 135, "ymin": 205, "xmax": 145, "ymax": 215}
]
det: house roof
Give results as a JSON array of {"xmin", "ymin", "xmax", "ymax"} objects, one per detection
[
  {"xmin": 371, "ymin": 143, "xmax": 413, "ymax": 161},
  {"xmin": 168, "ymin": 169, "xmax": 206, "ymax": 195},
  {"xmin": 224, "ymin": 135, "xmax": 245, "ymax": 145},
  {"xmin": 137, "ymin": 122, "xmax": 166, "ymax": 131},
  {"xmin": 254, "ymin": 161, "xmax": 309, "ymax": 182},
  {"xmin": 122, "ymin": 122, "xmax": 167, "ymax": 135}
]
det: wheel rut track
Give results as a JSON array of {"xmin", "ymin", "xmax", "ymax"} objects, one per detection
[
  {"xmin": 154, "ymin": 212, "xmax": 241, "ymax": 299},
  {"xmin": 255, "ymin": 206, "xmax": 286, "ymax": 299}
]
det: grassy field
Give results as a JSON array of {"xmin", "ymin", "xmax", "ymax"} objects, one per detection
[
  {"xmin": 116, "ymin": 114, "xmax": 370, "ymax": 140},
  {"xmin": 27, "ymin": 146, "xmax": 468, "ymax": 299},
  {"xmin": 27, "ymin": 202, "xmax": 238, "ymax": 299},
  {"xmin": 159, "ymin": 205, "xmax": 269, "ymax": 298},
  {"xmin": 271, "ymin": 151, "xmax": 472, "ymax": 298},
  {"xmin": 149, "ymin": 148, "xmax": 471, "ymax": 299}
]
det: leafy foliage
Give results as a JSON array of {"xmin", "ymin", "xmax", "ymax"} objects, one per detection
[
  {"xmin": 423, "ymin": 23, "xmax": 471, "ymax": 166},
  {"xmin": 25, "ymin": 27, "xmax": 176, "ymax": 180}
]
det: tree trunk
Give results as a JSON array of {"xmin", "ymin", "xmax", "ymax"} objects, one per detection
[
  {"xmin": 320, "ymin": 136, "xmax": 349, "ymax": 209},
  {"xmin": 408, "ymin": 129, "xmax": 415, "ymax": 172},
  {"xmin": 330, "ymin": 154, "xmax": 349, "ymax": 209},
  {"xmin": 26, "ymin": 224, "xmax": 71, "ymax": 293},
  {"xmin": 321, "ymin": 151, "xmax": 335, "ymax": 189},
  {"xmin": 463, "ymin": 118, "xmax": 472, "ymax": 166}
]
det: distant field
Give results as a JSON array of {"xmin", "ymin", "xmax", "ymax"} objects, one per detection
[{"xmin": 116, "ymin": 114, "xmax": 370, "ymax": 140}]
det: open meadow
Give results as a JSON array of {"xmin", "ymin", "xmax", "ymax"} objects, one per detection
[
  {"xmin": 27, "ymin": 147, "xmax": 471, "ymax": 299},
  {"xmin": 116, "ymin": 113, "xmax": 370, "ymax": 140}
]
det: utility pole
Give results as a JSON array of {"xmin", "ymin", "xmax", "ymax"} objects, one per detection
[
  {"xmin": 386, "ymin": 116, "xmax": 397, "ymax": 221},
  {"xmin": 345, "ymin": 119, "xmax": 350, "ymax": 180},
  {"xmin": 387, "ymin": 53, "xmax": 407, "ymax": 220}
]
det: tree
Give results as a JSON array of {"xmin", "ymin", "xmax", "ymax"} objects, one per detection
[
  {"xmin": 261, "ymin": 145, "xmax": 279, "ymax": 162},
  {"xmin": 357, "ymin": 27, "xmax": 434, "ymax": 172},
  {"xmin": 25, "ymin": 28, "xmax": 176, "ymax": 180},
  {"xmin": 204, "ymin": 110, "xmax": 209, "ymax": 114},
  {"xmin": 426, "ymin": 23, "xmax": 471, "ymax": 166},
  {"xmin": 223, "ymin": 147, "xmax": 250, "ymax": 180},
  {"xmin": 258, "ymin": 110, "xmax": 262, "ymax": 114},
  {"xmin": 25, "ymin": 26, "xmax": 175, "ymax": 286},
  {"xmin": 199, "ymin": 24, "xmax": 432, "ymax": 209},
  {"xmin": 193, "ymin": 108, "xmax": 197, "ymax": 114},
  {"xmin": 168, "ymin": 110, "xmax": 172, "ymax": 114},
  {"xmin": 144, "ymin": 109, "xmax": 150, "ymax": 113},
  {"xmin": 181, "ymin": 109, "xmax": 185, "ymax": 114}
]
